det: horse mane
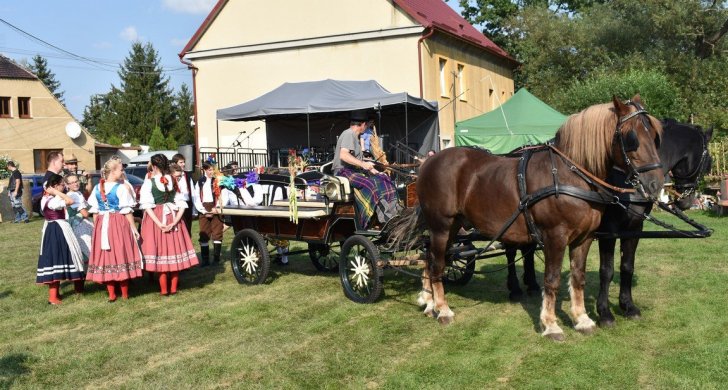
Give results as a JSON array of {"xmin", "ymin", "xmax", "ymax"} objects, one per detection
[{"xmin": 554, "ymin": 102, "xmax": 663, "ymax": 178}]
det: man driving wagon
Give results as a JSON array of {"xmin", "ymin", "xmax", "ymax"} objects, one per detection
[{"xmin": 332, "ymin": 109, "xmax": 399, "ymax": 229}]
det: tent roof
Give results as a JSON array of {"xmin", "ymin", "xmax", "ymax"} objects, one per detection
[
  {"xmin": 216, "ymin": 79, "xmax": 437, "ymax": 121},
  {"xmin": 455, "ymin": 88, "xmax": 567, "ymax": 154}
]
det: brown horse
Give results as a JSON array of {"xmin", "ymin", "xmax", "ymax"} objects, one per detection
[{"xmin": 391, "ymin": 96, "xmax": 664, "ymax": 340}]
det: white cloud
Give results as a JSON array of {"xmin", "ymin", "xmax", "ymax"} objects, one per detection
[
  {"xmin": 120, "ymin": 26, "xmax": 139, "ymax": 42},
  {"xmin": 162, "ymin": 0, "xmax": 216, "ymax": 14}
]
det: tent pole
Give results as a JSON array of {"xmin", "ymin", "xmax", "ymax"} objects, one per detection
[
  {"xmin": 216, "ymin": 119, "xmax": 220, "ymax": 152},
  {"xmin": 307, "ymin": 112, "xmax": 311, "ymax": 150},
  {"xmin": 405, "ymin": 98, "xmax": 408, "ymax": 149}
]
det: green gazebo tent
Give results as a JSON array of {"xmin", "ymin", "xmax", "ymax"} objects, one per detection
[{"xmin": 455, "ymin": 88, "xmax": 567, "ymax": 154}]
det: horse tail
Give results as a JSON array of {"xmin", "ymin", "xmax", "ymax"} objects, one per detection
[{"xmin": 386, "ymin": 205, "xmax": 427, "ymax": 252}]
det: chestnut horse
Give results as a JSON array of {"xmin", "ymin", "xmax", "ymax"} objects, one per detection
[{"xmin": 390, "ymin": 96, "xmax": 664, "ymax": 340}]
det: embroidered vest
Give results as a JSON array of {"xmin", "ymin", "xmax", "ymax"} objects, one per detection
[
  {"xmin": 43, "ymin": 198, "xmax": 66, "ymax": 221},
  {"xmin": 151, "ymin": 178, "xmax": 175, "ymax": 205},
  {"xmin": 96, "ymin": 183, "xmax": 121, "ymax": 212},
  {"xmin": 198, "ymin": 176, "xmax": 217, "ymax": 203}
]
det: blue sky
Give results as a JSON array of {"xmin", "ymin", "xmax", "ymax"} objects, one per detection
[{"xmin": 0, "ymin": 0, "xmax": 464, "ymax": 120}]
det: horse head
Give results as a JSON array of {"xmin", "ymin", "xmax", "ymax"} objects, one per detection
[
  {"xmin": 611, "ymin": 95, "xmax": 664, "ymax": 199},
  {"xmin": 661, "ymin": 120, "xmax": 713, "ymax": 210}
]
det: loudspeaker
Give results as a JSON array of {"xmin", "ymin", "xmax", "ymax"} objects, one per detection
[{"xmin": 178, "ymin": 144, "xmax": 195, "ymax": 172}]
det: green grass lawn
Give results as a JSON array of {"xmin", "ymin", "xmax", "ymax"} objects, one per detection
[{"xmin": 1, "ymin": 210, "xmax": 726, "ymax": 389}]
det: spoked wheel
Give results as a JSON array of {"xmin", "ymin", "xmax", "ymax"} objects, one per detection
[
  {"xmin": 339, "ymin": 235, "xmax": 383, "ymax": 303},
  {"xmin": 444, "ymin": 243, "xmax": 476, "ymax": 285},
  {"xmin": 230, "ymin": 229, "xmax": 270, "ymax": 285},
  {"xmin": 308, "ymin": 243, "xmax": 339, "ymax": 272}
]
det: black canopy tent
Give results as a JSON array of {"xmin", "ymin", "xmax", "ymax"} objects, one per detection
[{"xmin": 216, "ymin": 79, "xmax": 440, "ymax": 163}]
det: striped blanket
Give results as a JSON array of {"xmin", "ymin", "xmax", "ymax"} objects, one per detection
[{"xmin": 337, "ymin": 168, "xmax": 397, "ymax": 229}]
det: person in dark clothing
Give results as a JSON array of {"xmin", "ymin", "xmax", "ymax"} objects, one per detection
[{"xmin": 7, "ymin": 161, "xmax": 29, "ymax": 223}]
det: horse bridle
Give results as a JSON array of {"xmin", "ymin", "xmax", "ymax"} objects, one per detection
[
  {"xmin": 614, "ymin": 101, "xmax": 663, "ymax": 198},
  {"xmin": 670, "ymin": 132, "xmax": 709, "ymax": 201}
]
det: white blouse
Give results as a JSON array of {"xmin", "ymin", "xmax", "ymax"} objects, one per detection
[
  {"xmin": 67, "ymin": 191, "xmax": 88, "ymax": 211},
  {"xmin": 41, "ymin": 195, "xmax": 67, "ymax": 215},
  {"xmin": 221, "ymin": 184, "xmax": 264, "ymax": 207},
  {"xmin": 139, "ymin": 174, "xmax": 187, "ymax": 210},
  {"xmin": 87, "ymin": 182, "xmax": 135, "ymax": 214}
]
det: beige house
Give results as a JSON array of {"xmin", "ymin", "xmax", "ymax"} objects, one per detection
[
  {"xmin": 179, "ymin": 0, "xmax": 516, "ymax": 155},
  {"xmin": 0, "ymin": 55, "xmax": 96, "ymax": 173}
]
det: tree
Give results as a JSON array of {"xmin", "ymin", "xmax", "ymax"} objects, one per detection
[
  {"xmin": 148, "ymin": 126, "xmax": 167, "ymax": 151},
  {"xmin": 463, "ymin": 0, "xmax": 728, "ymax": 131},
  {"xmin": 169, "ymin": 83, "xmax": 195, "ymax": 145},
  {"xmin": 82, "ymin": 41, "xmax": 175, "ymax": 145},
  {"xmin": 28, "ymin": 54, "xmax": 64, "ymax": 103}
]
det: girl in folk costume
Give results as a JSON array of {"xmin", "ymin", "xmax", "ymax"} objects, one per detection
[
  {"xmin": 139, "ymin": 154, "xmax": 198, "ymax": 295},
  {"xmin": 171, "ymin": 153, "xmax": 194, "ymax": 234},
  {"xmin": 36, "ymin": 174, "xmax": 85, "ymax": 304},
  {"xmin": 64, "ymin": 173, "xmax": 94, "ymax": 264},
  {"xmin": 86, "ymin": 159, "xmax": 143, "ymax": 302},
  {"xmin": 193, "ymin": 161, "xmax": 224, "ymax": 266}
]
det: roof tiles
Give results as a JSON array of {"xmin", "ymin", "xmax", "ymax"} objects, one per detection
[{"xmin": 0, "ymin": 55, "xmax": 37, "ymax": 80}]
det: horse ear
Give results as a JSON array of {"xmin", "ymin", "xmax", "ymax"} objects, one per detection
[
  {"xmin": 631, "ymin": 94, "xmax": 643, "ymax": 106},
  {"xmin": 612, "ymin": 95, "xmax": 629, "ymax": 115},
  {"xmin": 705, "ymin": 126, "xmax": 714, "ymax": 142}
]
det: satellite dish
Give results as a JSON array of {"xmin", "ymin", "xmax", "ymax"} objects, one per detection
[{"xmin": 65, "ymin": 122, "xmax": 82, "ymax": 139}]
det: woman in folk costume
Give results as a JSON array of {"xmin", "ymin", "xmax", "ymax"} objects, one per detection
[
  {"xmin": 36, "ymin": 174, "xmax": 85, "ymax": 304},
  {"xmin": 193, "ymin": 161, "xmax": 224, "ymax": 267},
  {"xmin": 139, "ymin": 154, "xmax": 198, "ymax": 296},
  {"xmin": 86, "ymin": 158, "xmax": 143, "ymax": 302},
  {"xmin": 64, "ymin": 173, "xmax": 94, "ymax": 264}
]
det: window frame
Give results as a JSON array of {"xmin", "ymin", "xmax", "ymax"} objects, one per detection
[
  {"xmin": 0, "ymin": 96, "xmax": 11, "ymax": 118},
  {"xmin": 18, "ymin": 97, "xmax": 31, "ymax": 119},
  {"xmin": 438, "ymin": 57, "xmax": 450, "ymax": 98},
  {"xmin": 456, "ymin": 63, "xmax": 466, "ymax": 102}
]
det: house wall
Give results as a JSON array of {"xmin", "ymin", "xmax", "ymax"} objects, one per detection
[
  {"xmin": 0, "ymin": 78, "xmax": 96, "ymax": 173},
  {"xmin": 421, "ymin": 33, "xmax": 515, "ymax": 148},
  {"xmin": 186, "ymin": 0, "xmax": 515, "ymax": 151}
]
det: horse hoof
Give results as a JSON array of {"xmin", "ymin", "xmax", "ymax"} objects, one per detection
[
  {"xmin": 623, "ymin": 307, "xmax": 642, "ymax": 320},
  {"xmin": 576, "ymin": 324, "xmax": 596, "ymax": 336},
  {"xmin": 423, "ymin": 307, "xmax": 435, "ymax": 318},
  {"xmin": 437, "ymin": 315, "xmax": 454, "ymax": 325},
  {"xmin": 544, "ymin": 332, "xmax": 565, "ymax": 342},
  {"xmin": 626, "ymin": 312, "xmax": 642, "ymax": 320},
  {"xmin": 599, "ymin": 318, "xmax": 616, "ymax": 328}
]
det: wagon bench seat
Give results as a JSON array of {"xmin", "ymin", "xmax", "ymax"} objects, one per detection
[{"xmin": 222, "ymin": 204, "xmax": 328, "ymax": 219}]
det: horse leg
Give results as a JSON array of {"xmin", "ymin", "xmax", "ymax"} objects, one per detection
[
  {"xmin": 597, "ymin": 238, "xmax": 617, "ymax": 327},
  {"xmin": 429, "ymin": 229, "xmax": 455, "ymax": 325},
  {"xmin": 522, "ymin": 245, "xmax": 540, "ymax": 295},
  {"xmin": 568, "ymin": 239, "xmax": 597, "ymax": 335},
  {"xmin": 505, "ymin": 246, "xmax": 523, "ymax": 301},
  {"xmin": 418, "ymin": 267, "xmax": 435, "ymax": 317},
  {"xmin": 540, "ymin": 242, "xmax": 567, "ymax": 341},
  {"xmin": 619, "ymin": 238, "xmax": 642, "ymax": 319}
]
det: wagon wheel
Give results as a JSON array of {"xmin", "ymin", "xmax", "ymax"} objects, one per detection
[
  {"xmin": 444, "ymin": 242, "xmax": 476, "ymax": 286},
  {"xmin": 339, "ymin": 235, "xmax": 383, "ymax": 303},
  {"xmin": 308, "ymin": 242, "xmax": 339, "ymax": 272},
  {"xmin": 230, "ymin": 229, "xmax": 270, "ymax": 285}
]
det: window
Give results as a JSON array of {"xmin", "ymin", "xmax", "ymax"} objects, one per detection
[
  {"xmin": 18, "ymin": 97, "xmax": 31, "ymax": 118},
  {"xmin": 457, "ymin": 64, "xmax": 466, "ymax": 101},
  {"xmin": 439, "ymin": 58, "xmax": 449, "ymax": 98},
  {"xmin": 34, "ymin": 149, "xmax": 62, "ymax": 173},
  {"xmin": 0, "ymin": 97, "xmax": 10, "ymax": 118}
]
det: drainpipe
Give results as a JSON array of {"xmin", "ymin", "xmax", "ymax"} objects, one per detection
[
  {"xmin": 417, "ymin": 27, "xmax": 435, "ymax": 99},
  {"xmin": 178, "ymin": 54, "xmax": 200, "ymax": 168}
]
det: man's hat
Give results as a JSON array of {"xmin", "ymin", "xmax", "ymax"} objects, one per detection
[
  {"xmin": 350, "ymin": 109, "xmax": 371, "ymax": 122},
  {"xmin": 66, "ymin": 153, "xmax": 80, "ymax": 163}
]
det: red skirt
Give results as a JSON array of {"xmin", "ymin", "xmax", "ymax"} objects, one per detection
[
  {"xmin": 140, "ymin": 205, "xmax": 199, "ymax": 272},
  {"xmin": 87, "ymin": 213, "xmax": 143, "ymax": 283}
]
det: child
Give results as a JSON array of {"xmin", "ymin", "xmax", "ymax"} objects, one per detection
[
  {"xmin": 193, "ymin": 162, "xmax": 224, "ymax": 266},
  {"xmin": 36, "ymin": 174, "xmax": 85, "ymax": 304},
  {"xmin": 64, "ymin": 173, "xmax": 94, "ymax": 264},
  {"xmin": 86, "ymin": 158, "xmax": 143, "ymax": 302},
  {"xmin": 171, "ymin": 154, "xmax": 194, "ymax": 234},
  {"xmin": 139, "ymin": 154, "xmax": 199, "ymax": 295}
]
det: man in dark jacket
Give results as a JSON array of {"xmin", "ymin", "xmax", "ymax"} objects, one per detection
[{"xmin": 7, "ymin": 161, "xmax": 29, "ymax": 223}]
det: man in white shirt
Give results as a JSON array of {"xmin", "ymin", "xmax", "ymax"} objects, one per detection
[{"xmin": 192, "ymin": 162, "xmax": 223, "ymax": 266}]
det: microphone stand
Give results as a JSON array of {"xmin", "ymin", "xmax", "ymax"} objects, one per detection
[
  {"xmin": 241, "ymin": 127, "xmax": 260, "ymax": 149},
  {"xmin": 230, "ymin": 131, "xmax": 246, "ymax": 148}
]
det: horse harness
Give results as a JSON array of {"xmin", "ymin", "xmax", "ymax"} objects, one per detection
[{"xmin": 509, "ymin": 105, "xmax": 663, "ymax": 247}]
